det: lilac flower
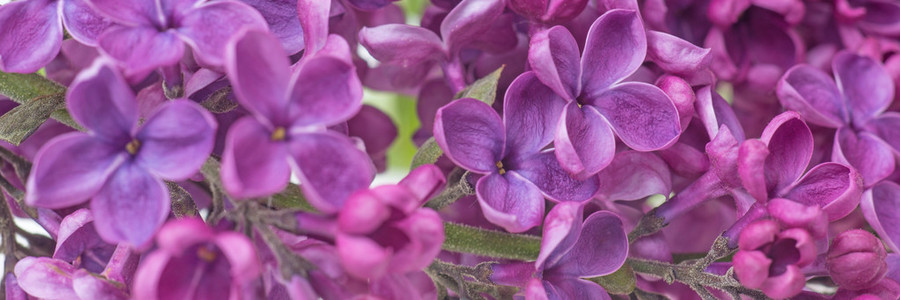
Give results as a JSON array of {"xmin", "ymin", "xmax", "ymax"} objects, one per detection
[
  {"xmin": 778, "ymin": 51, "xmax": 898, "ymax": 186},
  {"xmin": 239, "ymin": 0, "xmax": 305, "ymax": 54},
  {"xmin": 827, "ymin": 229, "xmax": 888, "ymax": 291},
  {"xmin": 25, "ymin": 58, "xmax": 217, "ymax": 247},
  {"xmin": 14, "ymin": 257, "xmax": 129, "ymax": 300},
  {"xmin": 0, "ymin": 0, "xmax": 112, "ymax": 73},
  {"xmin": 52, "ymin": 209, "xmax": 116, "ymax": 274},
  {"xmin": 528, "ymin": 9, "xmax": 681, "ymax": 178},
  {"xmin": 336, "ymin": 165, "xmax": 445, "ymax": 279},
  {"xmin": 434, "ymin": 72, "xmax": 598, "ymax": 232},
  {"xmin": 133, "ymin": 218, "xmax": 260, "ymax": 300},
  {"xmin": 861, "ymin": 181, "xmax": 900, "ymax": 254},
  {"xmin": 733, "ymin": 217, "xmax": 818, "ymax": 299},
  {"xmin": 490, "ymin": 202, "xmax": 628, "ymax": 299},
  {"xmin": 86, "ymin": 0, "xmax": 267, "ymax": 75},
  {"xmin": 220, "ymin": 29, "xmax": 374, "ymax": 213}
]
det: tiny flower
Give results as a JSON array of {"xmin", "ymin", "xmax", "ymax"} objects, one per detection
[
  {"xmin": 827, "ymin": 229, "xmax": 888, "ymax": 291},
  {"xmin": 733, "ymin": 219, "xmax": 817, "ymax": 298}
]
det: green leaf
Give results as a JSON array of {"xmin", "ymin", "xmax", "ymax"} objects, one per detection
[
  {"xmin": 442, "ymin": 222, "xmax": 540, "ymax": 261},
  {"xmin": 410, "ymin": 137, "xmax": 442, "ymax": 169},
  {"xmin": 0, "ymin": 71, "xmax": 84, "ymax": 137},
  {"xmin": 588, "ymin": 263, "xmax": 636, "ymax": 295},
  {"xmin": 0, "ymin": 72, "xmax": 65, "ymax": 103},
  {"xmin": 454, "ymin": 65, "xmax": 504, "ymax": 105},
  {"xmin": 270, "ymin": 183, "xmax": 317, "ymax": 212},
  {"xmin": 0, "ymin": 93, "xmax": 66, "ymax": 145}
]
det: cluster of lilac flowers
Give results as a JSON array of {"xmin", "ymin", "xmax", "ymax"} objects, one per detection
[{"xmin": 1, "ymin": 0, "xmax": 900, "ymax": 298}]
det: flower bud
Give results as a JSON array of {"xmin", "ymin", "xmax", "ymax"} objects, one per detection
[{"xmin": 826, "ymin": 230, "xmax": 888, "ymax": 291}]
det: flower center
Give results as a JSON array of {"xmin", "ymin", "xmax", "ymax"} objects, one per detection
[
  {"xmin": 496, "ymin": 161, "xmax": 506, "ymax": 175},
  {"xmin": 196, "ymin": 245, "xmax": 217, "ymax": 262},
  {"xmin": 271, "ymin": 127, "xmax": 286, "ymax": 141},
  {"xmin": 125, "ymin": 139, "xmax": 141, "ymax": 155}
]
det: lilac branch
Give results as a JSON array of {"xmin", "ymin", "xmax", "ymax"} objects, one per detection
[{"xmin": 626, "ymin": 258, "xmax": 767, "ymax": 299}]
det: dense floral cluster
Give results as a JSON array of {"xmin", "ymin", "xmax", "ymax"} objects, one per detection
[{"xmin": 0, "ymin": 0, "xmax": 899, "ymax": 299}]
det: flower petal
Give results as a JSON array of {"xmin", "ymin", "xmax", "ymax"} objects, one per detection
[
  {"xmin": 359, "ymin": 24, "xmax": 445, "ymax": 67},
  {"xmin": 225, "ymin": 29, "xmax": 290, "ymax": 124},
  {"xmin": 86, "ymin": 0, "xmax": 160, "ymax": 26},
  {"xmin": 72, "ymin": 269, "xmax": 128, "ymax": 300},
  {"xmin": 288, "ymin": 55, "xmax": 362, "ymax": 127},
  {"xmin": 550, "ymin": 211, "xmax": 627, "ymax": 277},
  {"xmin": 864, "ymin": 182, "xmax": 900, "ymax": 253},
  {"xmin": 833, "ymin": 51, "xmax": 894, "ymax": 126},
  {"xmin": 595, "ymin": 151, "xmax": 672, "ymax": 201},
  {"xmin": 26, "ymin": 133, "xmax": 126, "ymax": 209},
  {"xmin": 215, "ymin": 232, "xmax": 261, "ymax": 283},
  {"xmin": 98, "ymin": 26, "xmax": 184, "ymax": 76},
  {"xmin": 544, "ymin": 278, "xmax": 611, "ymax": 300},
  {"xmin": 289, "ymin": 131, "xmax": 375, "ymax": 213},
  {"xmin": 398, "ymin": 164, "xmax": 446, "ymax": 202},
  {"xmin": 13, "ymin": 257, "xmax": 78, "ymax": 300},
  {"xmin": 645, "ymin": 30, "xmax": 711, "ymax": 75},
  {"xmin": 433, "ymin": 98, "xmax": 506, "ymax": 173},
  {"xmin": 782, "ymin": 162, "xmax": 863, "ymax": 221},
  {"xmin": 553, "ymin": 102, "xmax": 615, "ymax": 178},
  {"xmin": 240, "ymin": 0, "xmax": 304, "ymax": 54},
  {"xmin": 777, "ymin": 65, "xmax": 847, "ymax": 128},
  {"xmin": 393, "ymin": 209, "xmax": 445, "ymax": 273},
  {"xmin": 136, "ymin": 100, "xmax": 216, "ymax": 180},
  {"xmin": 61, "ymin": 0, "xmax": 114, "ymax": 46},
  {"xmin": 589, "ymin": 82, "xmax": 680, "ymax": 151},
  {"xmin": 439, "ymin": 0, "xmax": 505, "ymax": 55},
  {"xmin": 156, "ymin": 218, "xmax": 215, "ymax": 256},
  {"xmin": 867, "ymin": 112, "xmax": 900, "ymax": 154},
  {"xmin": 91, "ymin": 162, "xmax": 169, "ymax": 247},
  {"xmin": 855, "ymin": 0, "xmax": 900, "ymax": 35},
  {"xmin": 177, "ymin": 1, "xmax": 267, "ymax": 68},
  {"xmin": 337, "ymin": 234, "xmax": 391, "ymax": 279},
  {"xmin": 221, "ymin": 117, "xmax": 290, "ymax": 199},
  {"xmin": 0, "ymin": 0, "xmax": 61, "ymax": 73},
  {"xmin": 516, "ymin": 151, "xmax": 600, "ymax": 202},
  {"xmin": 759, "ymin": 111, "xmax": 813, "ymax": 193},
  {"xmin": 537, "ymin": 202, "xmax": 584, "ymax": 270},
  {"xmin": 528, "ymin": 26, "xmax": 581, "ymax": 100},
  {"xmin": 581, "ymin": 9, "xmax": 646, "ymax": 94},
  {"xmin": 504, "ymin": 72, "xmax": 567, "ymax": 159},
  {"xmin": 66, "ymin": 58, "xmax": 138, "ymax": 139},
  {"xmin": 297, "ymin": 0, "xmax": 331, "ymax": 53},
  {"xmin": 475, "ymin": 172, "xmax": 544, "ymax": 233},
  {"xmin": 833, "ymin": 127, "xmax": 895, "ymax": 186}
]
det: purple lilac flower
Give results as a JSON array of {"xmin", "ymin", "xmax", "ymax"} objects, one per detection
[
  {"xmin": 528, "ymin": 9, "xmax": 681, "ymax": 178},
  {"xmin": 778, "ymin": 50, "xmax": 898, "ymax": 186},
  {"xmin": 86, "ymin": 0, "xmax": 267, "ymax": 76},
  {"xmin": 733, "ymin": 218, "xmax": 817, "ymax": 298},
  {"xmin": 491, "ymin": 202, "xmax": 628, "ymax": 299},
  {"xmin": 132, "ymin": 218, "xmax": 260, "ymax": 300},
  {"xmin": 434, "ymin": 72, "xmax": 599, "ymax": 232},
  {"xmin": 220, "ymin": 29, "xmax": 374, "ymax": 212},
  {"xmin": 25, "ymin": 58, "xmax": 217, "ymax": 247},
  {"xmin": 0, "ymin": 0, "xmax": 112, "ymax": 73}
]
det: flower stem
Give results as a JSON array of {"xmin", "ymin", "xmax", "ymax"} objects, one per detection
[{"xmin": 442, "ymin": 222, "xmax": 540, "ymax": 261}]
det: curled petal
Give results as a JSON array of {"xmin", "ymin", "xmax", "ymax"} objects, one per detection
[
  {"xmin": 646, "ymin": 30, "xmax": 711, "ymax": 75},
  {"xmin": 393, "ymin": 209, "xmax": 445, "ymax": 273},
  {"xmin": 777, "ymin": 65, "xmax": 847, "ymax": 128},
  {"xmin": 733, "ymin": 250, "xmax": 772, "ymax": 289},
  {"xmin": 589, "ymin": 82, "xmax": 680, "ymax": 151},
  {"xmin": 289, "ymin": 131, "xmax": 375, "ymax": 213},
  {"xmin": 61, "ymin": 0, "xmax": 114, "ymax": 46},
  {"xmin": 475, "ymin": 172, "xmax": 545, "ymax": 233},
  {"xmin": 537, "ymin": 202, "xmax": 583, "ymax": 270},
  {"xmin": 855, "ymin": 0, "xmax": 900, "ymax": 35},
  {"xmin": 782, "ymin": 162, "xmax": 863, "ymax": 221},
  {"xmin": 759, "ymin": 111, "xmax": 813, "ymax": 193},
  {"xmin": 176, "ymin": 1, "xmax": 268, "ymax": 68},
  {"xmin": 833, "ymin": 128, "xmax": 895, "ymax": 186},
  {"xmin": 26, "ymin": 133, "xmax": 126, "ymax": 208},
  {"xmin": 833, "ymin": 51, "xmax": 894, "ymax": 126},
  {"xmin": 359, "ymin": 24, "xmax": 445, "ymax": 67},
  {"xmin": 553, "ymin": 103, "xmax": 615, "ymax": 178},
  {"xmin": 225, "ymin": 29, "xmax": 290, "ymax": 124},
  {"xmin": 288, "ymin": 55, "xmax": 362, "ymax": 127},
  {"xmin": 544, "ymin": 278, "xmax": 612, "ymax": 300},
  {"xmin": 156, "ymin": 218, "xmax": 216, "ymax": 256},
  {"xmin": 440, "ymin": 0, "xmax": 505, "ymax": 54},
  {"xmin": 504, "ymin": 72, "xmax": 568, "ymax": 158},
  {"xmin": 433, "ymin": 98, "xmax": 506, "ymax": 174},
  {"xmin": 66, "ymin": 57, "xmax": 138, "ymax": 139},
  {"xmin": 221, "ymin": 117, "xmax": 291, "ymax": 199},
  {"xmin": 528, "ymin": 26, "xmax": 581, "ymax": 100},
  {"xmin": 581, "ymin": 9, "xmax": 646, "ymax": 94},
  {"xmin": 136, "ymin": 100, "xmax": 217, "ymax": 180},
  {"xmin": 550, "ymin": 211, "xmax": 627, "ymax": 277},
  {"xmin": 91, "ymin": 162, "xmax": 169, "ymax": 247},
  {"xmin": 13, "ymin": 257, "xmax": 78, "ymax": 300},
  {"xmin": 760, "ymin": 263, "xmax": 805, "ymax": 298}
]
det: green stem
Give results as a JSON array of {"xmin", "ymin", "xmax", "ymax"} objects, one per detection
[{"xmin": 442, "ymin": 222, "xmax": 540, "ymax": 261}]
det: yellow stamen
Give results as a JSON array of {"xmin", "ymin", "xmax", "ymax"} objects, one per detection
[
  {"xmin": 125, "ymin": 139, "xmax": 141, "ymax": 155},
  {"xmin": 271, "ymin": 127, "xmax": 286, "ymax": 141},
  {"xmin": 197, "ymin": 246, "xmax": 217, "ymax": 262},
  {"xmin": 496, "ymin": 161, "xmax": 506, "ymax": 175}
]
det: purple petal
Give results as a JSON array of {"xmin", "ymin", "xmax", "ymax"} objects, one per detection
[
  {"xmin": 297, "ymin": 0, "xmax": 331, "ymax": 53},
  {"xmin": 26, "ymin": 133, "xmax": 126, "ymax": 208},
  {"xmin": 439, "ymin": 0, "xmax": 505, "ymax": 55},
  {"xmin": 516, "ymin": 151, "xmax": 600, "ymax": 202},
  {"xmin": 72, "ymin": 269, "xmax": 128, "ymax": 300},
  {"xmin": 214, "ymin": 232, "xmax": 261, "ymax": 283},
  {"xmin": 61, "ymin": 0, "xmax": 114, "ymax": 46},
  {"xmin": 553, "ymin": 103, "xmax": 615, "ymax": 177},
  {"xmin": 240, "ymin": 0, "xmax": 304, "ymax": 54},
  {"xmin": 864, "ymin": 182, "xmax": 900, "ymax": 253},
  {"xmin": 538, "ymin": 202, "xmax": 584, "ymax": 270},
  {"xmin": 782, "ymin": 162, "xmax": 863, "ymax": 221},
  {"xmin": 66, "ymin": 58, "xmax": 138, "ymax": 139},
  {"xmin": 53, "ymin": 209, "xmax": 115, "ymax": 273},
  {"xmin": 759, "ymin": 111, "xmax": 813, "ymax": 193},
  {"xmin": 645, "ymin": 30, "xmax": 711, "ymax": 75},
  {"xmin": 398, "ymin": 164, "xmax": 447, "ymax": 202},
  {"xmin": 289, "ymin": 131, "xmax": 375, "ymax": 213},
  {"xmin": 777, "ymin": 65, "xmax": 847, "ymax": 128},
  {"xmin": 738, "ymin": 139, "xmax": 770, "ymax": 203},
  {"xmin": 833, "ymin": 51, "xmax": 894, "ymax": 126},
  {"xmin": 504, "ymin": 72, "xmax": 567, "ymax": 158},
  {"xmin": 13, "ymin": 257, "xmax": 78, "ymax": 299},
  {"xmin": 288, "ymin": 55, "xmax": 362, "ymax": 127},
  {"xmin": 595, "ymin": 151, "xmax": 671, "ymax": 201},
  {"xmin": 867, "ymin": 112, "xmax": 900, "ymax": 154},
  {"xmin": 176, "ymin": 1, "xmax": 267, "ymax": 68},
  {"xmin": 834, "ymin": 128, "xmax": 895, "ymax": 186},
  {"xmin": 156, "ymin": 217, "xmax": 216, "ymax": 255},
  {"xmin": 359, "ymin": 24, "xmax": 445, "ymax": 67},
  {"xmin": 589, "ymin": 82, "xmax": 680, "ymax": 151},
  {"xmin": 337, "ymin": 234, "xmax": 391, "ymax": 279},
  {"xmin": 580, "ymin": 9, "xmax": 646, "ymax": 94},
  {"xmin": 433, "ymin": 98, "xmax": 506, "ymax": 174},
  {"xmin": 347, "ymin": 105, "xmax": 398, "ymax": 173},
  {"xmin": 855, "ymin": 0, "xmax": 900, "ymax": 35},
  {"xmin": 136, "ymin": 100, "xmax": 217, "ymax": 180},
  {"xmin": 221, "ymin": 117, "xmax": 290, "ymax": 199},
  {"xmin": 97, "ymin": 26, "xmax": 184, "ymax": 76},
  {"xmin": 86, "ymin": 0, "xmax": 160, "ymax": 26},
  {"xmin": 392, "ymin": 209, "xmax": 445, "ymax": 273},
  {"xmin": 225, "ymin": 29, "xmax": 290, "ymax": 125},
  {"xmin": 543, "ymin": 278, "xmax": 611, "ymax": 300},
  {"xmin": 549, "ymin": 211, "xmax": 627, "ymax": 277},
  {"xmin": 91, "ymin": 162, "xmax": 169, "ymax": 247},
  {"xmin": 475, "ymin": 172, "xmax": 545, "ymax": 233},
  {"xmin": 528, "ymin": 26, "xmax": 581, "ymax": 100},
  {"xmin": 414, "ymin": 79, "xmax": 454, "ymax": 143},
  {"xmin": 0, "ymin": 0, "xmax": 61, "ymax": 73}
]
